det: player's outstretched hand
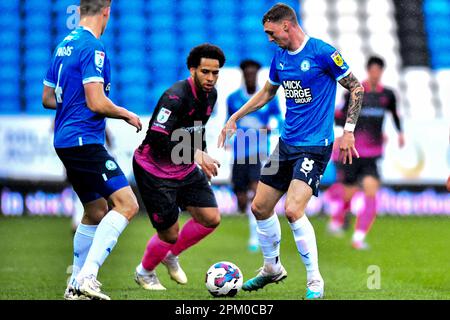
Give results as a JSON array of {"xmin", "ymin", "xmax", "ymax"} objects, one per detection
[
  {"xmin": 339, "ymin": 131, "xmax": 359, "ymax": 165},
  {"xmin": 194, "ymin": 150, "xmax": 221, "ymax": 180},
  {"xmin": 125, "ymin": 111, "xmax": 142, "ymax": 133},
  {"xmin": 217, "ymin": 117, "xmax": 237, "ymax": 148}
]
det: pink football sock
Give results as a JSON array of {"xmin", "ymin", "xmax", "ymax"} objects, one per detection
[
  {"xmin": 355, "ymin": 195, "xmax": 377, "ymax": 234},
  {"xmin": 327, "ymin": 183, "xmax": 345, "ymax": 200},
  {"xmin": 141, "ymin": 234, "xmax": 174, "ymax": 271},
  {"xmin": 171, "ymin": 218, "xmax": 216, "ymax": 256},
  {"xmin": 327, "ymin": 183, "xmax": 349, "ymax": 227},
  {"xmin": 331, "ymin": 200, "xmax": 351, "ymax": 227}
]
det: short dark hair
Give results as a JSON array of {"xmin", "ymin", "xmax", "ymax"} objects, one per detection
[
  {"xmin": 186, "ymin": 43, "xmax": 226, "ymax": 69},
  {"xmin": 240, "ymin": 59, "xmax": 262, "ymax": 71},
  {"xmin": 262, "ymin": 3, "xmax": 298, "ymax": 25},
  {"xmin": 367, "ymin": 56, "xmax": 385, "ymax": 69},
  {"xmin": 80, "ymin": 0, "xmax": 111, "ymax": 17}
]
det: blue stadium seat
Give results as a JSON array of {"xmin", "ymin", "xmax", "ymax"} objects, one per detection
[
  {"xmin": 0, "ymin": 13, "xmax": 20, "ymax": 29},
  {"xmin": 148, "ymin": 14, "xmax": 176, "ymax": 30},
  {"xmin": 0, "ymin": 31, "xmax": 21, "ymax": 48},
  {"xmin": 146, "ymin": 0, "xmax": 176, "ymax": 15},
  {"xmin": 240, "ymin": 15, "xmax": 262, "ymax": 33},
  {"xmin": 24, "ymin": 32, "xmax": 51, "ymax": 47},
  {"xmin": 180, "ymin": 31, "xmax": 208, "ymax": 49},
  {"xmin": 424, "ymin": 0, "xmax": 450, "ymax": 69},
  {"xmin": 147, "ymin": 32, "xmax": 177, "ymax": 49},
  {"xmin": 179, "ymin": 16, "xmax": 206, "ymax": 30},
  {"xmin": 0, "ymin": 92, "xmax": 21, "ymax": 113},
  {"xmin": 0, "ymin": 49, "xmax": 20, "ymax": 64},
  {"xmin": 209, "ymin": 1, "xmax": 237, "ymax": 13},
  {"xmin": 117, "ymin": 16, "xmax": 147, "ymax": 32},
  {"xmin": 0, "ymin": 2, "xmax": 19, "ymax": 10},
  {"xmin": 178, "ymin": 0, "xmax": 206, "ymax": 13},
  {"xmin": 116, "ymin": 0, "xmax": 144, "ymax": 9},
  {"xmin": 24, "ymin": 49, "xmax": 51, "ymax": 66}
]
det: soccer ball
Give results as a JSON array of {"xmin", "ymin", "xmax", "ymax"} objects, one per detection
[{"xmin": 205, "ymin": 261, "xmax": 243, "ymax": 297}]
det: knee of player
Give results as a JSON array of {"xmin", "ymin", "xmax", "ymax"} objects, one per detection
[
  {"xmin": 284, "ymin": 204, "xmax": 305, "ymax": 222},
  {"xmin": 159, "ymin": 232, "xmax": 178, "ymax": 244},
  {"xmin": 203, "ymin": 213, "xmax": 221, "ymax": 228},
  {"xmin": 250, "ymin": 202, "xmax": 267, "ymax": 220},
  {"xmin": 120, "ymin": 199, "xmax": 140, "ymax": 220}
]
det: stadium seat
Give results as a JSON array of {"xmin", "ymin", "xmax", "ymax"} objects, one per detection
[
  {"xmin": 434, "ymin": 70, "xmax": 450, "ymax": 119},
  {"xmin": 336, "ymin": 16, "xmax": 361, "ymax": 33},
  {"xmin": 335, "ymin": 0, "xmax": 359, "ymax": 16},
  {"xmin": 302, "ymin": 15, "xmax": 330, "ymax": 36},
  {"xmin": 301, "ymin": 0, "xmax": 328, "ymax": 17},
  {"xmin": 402, "ymin": 68, "xmax": 435, "ymax": 119},
  {"xmin": 366, "ymin": 0, "xmax": 394, "ymax": 15}
]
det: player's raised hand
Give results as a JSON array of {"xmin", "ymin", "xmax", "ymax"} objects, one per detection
[
  {"xmin": 217, "ymin": 117, "xmax": 237, "ymax": 148},
  {"xmin": 125, "ymin": 111, "xmax": 143, "ymax": 133},
  {"xmin": 339, "ymin": 131, "xmax": 359, "ymax": 165},
  {"xmin": 194, "ymin": 149, "xmax": 221, "ymax": 180}
]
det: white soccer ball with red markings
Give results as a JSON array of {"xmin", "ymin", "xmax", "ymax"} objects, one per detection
[{"xmin": 205, "ymin": 261, "xmax": 243, "ymax": 297}]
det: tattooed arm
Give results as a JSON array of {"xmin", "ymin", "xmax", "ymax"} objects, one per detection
[{"xmin": 337, "ymin": 72, "xmax": 364, "ymax": 164}]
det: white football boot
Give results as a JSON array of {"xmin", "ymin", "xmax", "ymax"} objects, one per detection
[
  {"xmin": 77, "ymin": 275, "xmax": 111, "ymax": 300},
  {"xmin": 161, "ymin": 253, "xmax": 188, "ymax": 285},
  {"xmin": 134, "ymin": 268, "xmax": 166, "ymax": 290}
]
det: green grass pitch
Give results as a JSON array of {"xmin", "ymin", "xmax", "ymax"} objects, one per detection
[{"xmin": 1, "ymin": 214, "xmax": 449, "ymax": 300}]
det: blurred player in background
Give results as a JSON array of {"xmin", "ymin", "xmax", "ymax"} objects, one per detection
[
  {"xmin": 133, "ymin": 44, "xmax": 225, "ymax": 290},
  {"xmin": 42, "ymin": 0, "xmax": 142, "ymax": 300},
  {"xmin": 326, "ymin": 56, "xmax": 404, "ymax": 250},
  {"xmin": 226, "ymin": 59, "xmax": 282, "ymax": 252},
  {"xmin": 218, "ymin": 3, "xmax": 363, "ymax": 299}
]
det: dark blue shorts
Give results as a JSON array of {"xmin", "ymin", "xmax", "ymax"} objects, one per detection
[
  {"xmin": 260, "ymin": 139, "xmax": 333, "ymax": 197},
  {"xmin": 56, "ymin": 144, "xmax": 129, "ymax": 203},
  {"xmin": 231, "ymin": 159, "xmax": 262, "ymax": 193},
  {"xmin": 337, "ymin": 157, "xmax": 380, "ymax": 185}
]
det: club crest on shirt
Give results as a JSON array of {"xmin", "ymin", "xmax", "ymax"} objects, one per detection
[
  {"xmin": 331, "ymin": 51, "xmax": 344, "ymax": 67},
  {"xmin": 300, "ymin": 59, "xmax": 310, "ymax": 72},
  {"xmin": 157, "ymin": 107, "xmax": 172, "ymax": 124},
  {"xmin": 105, "ymin": 160, "xmax": 117, "ymax": 171},
  {"xmin": 95, "ymin": 50, "xmax": 105, "ymax": 69}
]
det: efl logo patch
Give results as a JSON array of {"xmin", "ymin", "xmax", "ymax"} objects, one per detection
[
  {"xmin": 331, "ymin": 51, "xmax": 344, "ymax": 67},
  {"xmin": 157, "ymin": 107, "xmax": 172, "ymax": 124},
  {"xmin": 95, "ymin": 50, "xmax": 105, "ymax": 69}
]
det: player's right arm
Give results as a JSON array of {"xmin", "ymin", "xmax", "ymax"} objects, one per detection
[
  {"xmin": 80, "ymin": 42, "xmax": 141, "ymax": 132},
  {"xmin": 42, "ymin": 85, "xmax": 57, "ymax": 110},
  {"xmin": 218, "ymin": 81, "xmax": 279, "ymax": 148},
  {"xmin": 84, "ymin": 82, "xmax": 141, "ymax": 132}
]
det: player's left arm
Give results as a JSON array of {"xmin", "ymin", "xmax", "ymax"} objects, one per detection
[
  {"xmin": 42, "ymin": 85, "xmax": 57, "ymax": 110},
  {"xmin": 338, "ymin": 72, "xmax": 365, "ymax": 164},
  {"xmin": 386, "ymin": 90, "xmax": 405, "ymax": 148}
]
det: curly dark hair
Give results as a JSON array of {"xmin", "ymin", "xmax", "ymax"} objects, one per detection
[{"xmin": 186, "ymin": 44, "xmax": 226, "ymax": 69}]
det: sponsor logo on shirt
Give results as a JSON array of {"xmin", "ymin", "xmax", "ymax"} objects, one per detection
[
  {"xmin": 182, "ymin": 124, "xmax": 206, "ymax": 134},
  {"xmin": 95, "ymin": 50, "xmax": 105, "ymax": 69},
  {"xmin": 156, "ymin": 107, "xmax": 172, "ymax": 124},
  {"xmin": 283, "ymin": 80, "xmax": 313, "ymax": 104},
  {"xmin": 331, "ymin": 51, "xmax": 344, "ymax": 67},
  {"xmin": 56, "ymin": 46, "xmax": 73, "ymax": 57}
]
